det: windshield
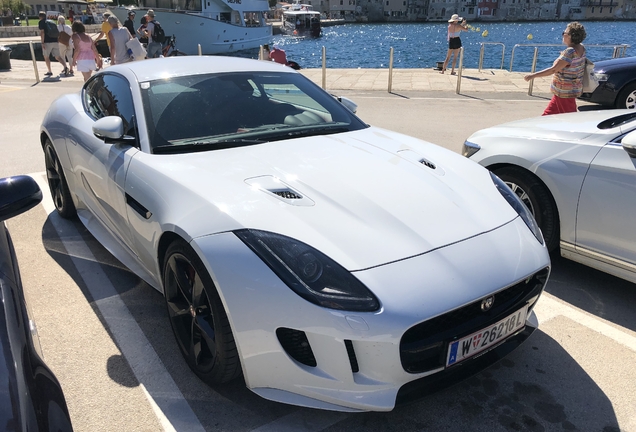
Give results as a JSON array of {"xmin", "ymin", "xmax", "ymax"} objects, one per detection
[{"xmin": 140, "ymin": 72, "xmax": 368, "ymax": 154}]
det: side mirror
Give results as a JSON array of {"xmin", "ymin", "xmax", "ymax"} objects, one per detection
[
  {"xmin": 622, "ymin": 130, "xmax": 636, "ymax": 158},
  {"xmin": 92, "ymin": 116, "xmax": 137, "ymax": 146},
  {"xmin": 332, "ymin": 94, "xmax": 358, "ymax": 114},
  {"xmin": 93, "ymin": 116, "xmax": 125, "ymax": 140},
  {"xmin": 0, "ymin": 176, "xmax": 43, "ymax": 222}
]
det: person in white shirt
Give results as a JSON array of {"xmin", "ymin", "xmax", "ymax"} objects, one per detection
[{"xmin": 57, "ymin": 15, "xmax": 74, "ymax": 76}]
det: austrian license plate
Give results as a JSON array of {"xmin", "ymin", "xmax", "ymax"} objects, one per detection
[{"xmin": 446, "ymin": 305, "xmax": 528, "ymax": 367}]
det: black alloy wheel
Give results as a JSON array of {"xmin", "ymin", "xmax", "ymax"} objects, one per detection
[
  {"xmin": 494, "ymin": 166, "xmax": 559, "ymax": 252},
  {"xmin": 163, "ymin": 239, "xmax": 241, "ymax": 385},
  {"xmin": 44, "ymin": 139, "xmax": 76, "ymax": 219},
  {"xmin": 616, "ymin": 82, "xmax": 636, "ymax": 110}
]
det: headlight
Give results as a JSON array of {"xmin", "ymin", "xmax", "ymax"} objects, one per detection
[
  {"xmin": 490, "ymin": 172, "xmax": 544, "ymax": 245},
  {"xmin": 593, "ymin": 72, "xmax": 609, "ymax": 82},
  {"xmin": 462, "ymin": 140, "xmax": 481, "ymax": 158},
  {"xmin": 235, "ymin": 229, "xmax": 380, "ymax": 312}
]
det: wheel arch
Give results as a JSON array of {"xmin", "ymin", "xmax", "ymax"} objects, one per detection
[
  {"xmin": 615, "ymin": 79, "xmax": 636, "ymax": 109},
  {"xmin": 486, "ymin": 162, "xmax": 561, "ymax": 249},
  {"xmin": 156, "ymin": 231, "xmax": 187, "ymax": 289}
]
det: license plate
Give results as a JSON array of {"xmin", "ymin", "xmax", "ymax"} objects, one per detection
[{"xmin": 446, "ymin": 305, "xmax": 528, "ymax": 367}]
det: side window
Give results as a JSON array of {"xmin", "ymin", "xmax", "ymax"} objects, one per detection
[{"xmin": 83, "ymin": 74, "xmax": 137, "ymax": 137}]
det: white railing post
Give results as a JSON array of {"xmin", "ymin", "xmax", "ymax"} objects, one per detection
[
  {"xmin": 321, "ymin": 46, "xmax": 326, "ymax": 90},
  {"xmin": 388, "ymin": 47, "xmax": 394, "ymax": 93},
  {"xmin": 29, "ymin": 41, "xmax": 39, "ymax": 83}
]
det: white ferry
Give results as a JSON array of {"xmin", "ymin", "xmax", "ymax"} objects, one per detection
[
  {"xmin": 280, "ymin": 1, "xmax": 321, "ymax": 37},
  {"xmin": 111, "ymin": 0, "xmax": 272, "ymax": 55}
]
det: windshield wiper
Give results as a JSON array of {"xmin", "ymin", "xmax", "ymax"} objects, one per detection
[{"xmin": 153, "ymin": 138, "xmax": 266, "ymax": 154}]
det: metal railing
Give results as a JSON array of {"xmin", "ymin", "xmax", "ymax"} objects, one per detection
[
  {"xmin": 510, "ymin": 43, "xmax": 630, "ymax": 72},
  {"xmin": 478, "ymin": 42, "xmax": 505, "ymax": 71}
]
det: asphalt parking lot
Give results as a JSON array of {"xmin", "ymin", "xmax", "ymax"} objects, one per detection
[{"xmin": 1, "ymin": 78, "xmax": 635, "ymax": 431}]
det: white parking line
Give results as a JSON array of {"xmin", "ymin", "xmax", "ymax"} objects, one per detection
[
  {"xmin": 31, "ymin": 172, "xmax": 205, "ymax": 432},
  {"xmin": 536, "ymin": 293, "xmax": 636, "ymax": 353}
]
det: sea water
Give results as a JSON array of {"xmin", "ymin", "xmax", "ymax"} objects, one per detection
[{"xmin": 269, "ymin": 21, "xmax": 635, "ymax": 71}]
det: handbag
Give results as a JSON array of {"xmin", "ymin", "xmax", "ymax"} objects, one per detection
[
  {"xmin": 126, "ymin": 38, "xmax": 147, "ymax": 61},
  {"xmin": 58, "ymin": 29, "xmax": 71, "ymax": 46},
  {"xmin": 582, "ymin": 58, "xmax": 599, "ymax": 93}
]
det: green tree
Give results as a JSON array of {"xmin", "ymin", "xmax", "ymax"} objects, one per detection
[{"xmin": 1, "ymin": 0, "xmax": 27, "ymax": 14}]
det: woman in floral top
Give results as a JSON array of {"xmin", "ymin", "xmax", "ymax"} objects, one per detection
[{"xmin": 524, "ymin": 22, "xmax": 587, "ymax": 115}]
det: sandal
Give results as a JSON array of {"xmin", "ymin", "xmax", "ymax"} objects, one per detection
[{"xmin": 450, "ymin": 71, "xmax": 456, "ymax": 75}]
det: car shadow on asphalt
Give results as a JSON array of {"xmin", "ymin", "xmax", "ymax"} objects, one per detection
[{"xmin": 545, "ymin": 251, "xmax": 636, "ymax": 334}]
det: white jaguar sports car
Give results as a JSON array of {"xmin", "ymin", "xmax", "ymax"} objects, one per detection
[{"xmin": 40, "ymin": 57, "xmax": 550, "ymax": 412}]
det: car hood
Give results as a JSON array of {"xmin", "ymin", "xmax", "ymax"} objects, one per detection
[
  {"xmin": 466, "ymin": 110, "xmax": 635, "ymax": 145},
  {"xmin": 595, "ymin": 56, "xmax": 636, "ymax": 72},
  {"xmin": 466, "ymin": 110, "xmax": 616, "ymax": 142},
  {"xmin": 130, "ymin": 127, "xmax": 520, "ymax": 270}
]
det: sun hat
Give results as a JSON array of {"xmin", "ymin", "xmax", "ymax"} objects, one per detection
[
  {"xmin": 448, "ymin": 14, "xmax": 462, "ymax": 22},
  {"xmin": 147, "ymin": 9, "xmax": 155, "ymax": 17},
  {"xmin": 103, "ymin": 12, "xmax": 111, "ymax": 17}
]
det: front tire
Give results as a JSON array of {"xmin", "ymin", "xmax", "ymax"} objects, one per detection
[
  {"xmin": 163, "ymin": 239, "xmax": 241, "ymax": 385},
  {"xmin": 493, "ymin": 166, "xmax": 559, "ymax": 252},
  {"xmin": 615, "ymin": 82, "xmax": 636, "ymax": 109},
  {"xmin": 44, "ymin": 139, "xmax": 76, "ymax": 219}
]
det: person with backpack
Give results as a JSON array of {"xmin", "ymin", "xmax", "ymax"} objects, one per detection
[
  {"xmin": 39, "ymin": 11, "xmax": 68, "ymax": 77},
  {"xmin": 143, "ymin": 10, "xmax": 163, "ymax": 59}
]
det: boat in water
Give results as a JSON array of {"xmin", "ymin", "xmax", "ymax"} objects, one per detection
[
  {"xmin": 280, "ymin": 1, "xmax": 321, "ymax": 37},
  {"xmin": 111, "ymin": 0, "xmax": 272, "ymax": 55}
]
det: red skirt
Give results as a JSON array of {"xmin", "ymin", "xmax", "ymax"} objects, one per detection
[{"xmin": 542, "ymin": 95, "xmax": 577, "ymax": 116}]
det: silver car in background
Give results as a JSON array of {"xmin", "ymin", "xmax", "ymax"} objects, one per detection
[{"xmin": 464, "ymin": 110, "xmax": 636, "ymax": 284}]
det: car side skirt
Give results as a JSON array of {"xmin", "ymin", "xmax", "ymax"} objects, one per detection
[{"xmin": 561, "ymin": 241, "xmax": 636, "ymax": 284}]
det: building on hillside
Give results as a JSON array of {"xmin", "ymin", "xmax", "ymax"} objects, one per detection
[
  {"xmin": 497, "ymin": 0, "xmax": 557, "ymax": 19},
  {"xmin": 329, "ymin": 0, "xmax": 357, "ymax": 19},
  {"xmin": 557, "ymin": 0, "xmax": 586, "ymax": 20},
  {"xmin": 477, "ymin": 0, "xmax": 499, "ymax": 18},
  {"xmin": 581, "ymin": 0, "xmax": 622, "ymax": 18},
  {"xmin": 427, "ymin": 0, "xmax": 478, "ymax": 21},
  {"xmin": 623, "ymin": 0, "xmax": 636, "ymax": 17},
  {"xmin": 304, "ymin": 0, "xmax": 329, "ymax": 15},
  {"xmin": 383, "ymin": 0, "xmax": 409, "ymax": 19}
]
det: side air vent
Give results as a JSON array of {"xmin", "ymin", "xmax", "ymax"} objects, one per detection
[
  {"xmin": 276, "ymin": 328, "xmax": 317, "ymax": 367},
  {"xmin": 272, "ymin": 189, "xmax": 303, "ymax": 200},
  {"xmin": 344, "ymin": 340, "xmax": 359, "ymax": 373}
]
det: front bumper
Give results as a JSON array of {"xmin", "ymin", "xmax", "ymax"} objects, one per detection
[{"xmin": 191, "ymin": 217, "xmax": 550, "ymax": 412}]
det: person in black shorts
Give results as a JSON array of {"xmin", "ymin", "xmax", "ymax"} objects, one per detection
[{"xmin": 441, "ymin": 14, "xmax": 468, "ymax": 75}]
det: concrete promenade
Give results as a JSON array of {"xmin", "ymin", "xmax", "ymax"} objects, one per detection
[
  {"xmin": 0, "ymin": 57, "xmax": 554, "ymax": 94},
  {"xmin": 0, "ymin": 31, "xmax": 553, "ymax": 94}
]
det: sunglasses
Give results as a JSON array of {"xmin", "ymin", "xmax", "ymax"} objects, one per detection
[{"xmin": 562, "ymin": 31, "xmax": 570, "ymax": 36}]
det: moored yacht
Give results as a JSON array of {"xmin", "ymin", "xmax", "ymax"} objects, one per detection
[
  {"xmin": 111, "ymin": 0, "xmax": 272, "ymax": 55},
  {"xmin": 280, "ymin": 1, "xmax": 321, "ymax": 37}
]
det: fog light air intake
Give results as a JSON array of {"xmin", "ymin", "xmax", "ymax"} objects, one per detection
[{"xmin": 276, "ymin": 328, "xmax": 317, "ymax": 367}]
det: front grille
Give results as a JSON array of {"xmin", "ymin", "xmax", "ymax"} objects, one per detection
[
  {"xmin": 276, "ymin": 328, "xmax": 317, "ymax": 367},
  {"xmin": 400, "ymin": 267, "xmax": 549, "ymax": 373}
]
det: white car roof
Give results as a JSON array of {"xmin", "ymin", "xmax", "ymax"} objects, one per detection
[{"xmin": 103, "ymin": 56, "xmax": 296, "ymax": 83}]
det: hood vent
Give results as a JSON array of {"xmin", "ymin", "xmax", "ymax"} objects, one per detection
[
  {"xmin": 272, "ymin": 189, "xmax": 303, "ymax": 200},
  {"xmin": 419, "ymin": 158, "xmax": 436, "ymax": 170},
  {"xmin": 245, "ymin": 175, "xmax": 315, "ymax": 207},
  {"xmin": 397, "ymin": 149, "xmax": 445, "ymax": 176}
]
